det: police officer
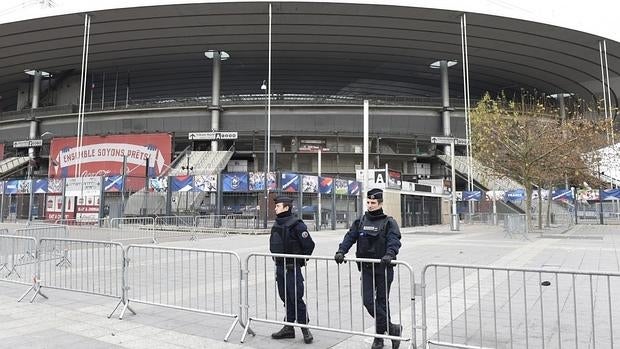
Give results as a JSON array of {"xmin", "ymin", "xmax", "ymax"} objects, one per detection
[
  {"xmin": 269, "ymin": 195, "xmax": 315, "ymax": 344},
  {"xmin": 334, "ymin": 188, "xmax": 402, "ymax": 349}
]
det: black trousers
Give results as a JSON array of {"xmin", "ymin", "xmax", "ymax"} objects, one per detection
[
  {"xmin": 276, "ymin": 264, "xmax": 308, "ymax": 324},
  {"xmin": 360, "ymin": 263, "xmax": 394, "ymax": 334}
]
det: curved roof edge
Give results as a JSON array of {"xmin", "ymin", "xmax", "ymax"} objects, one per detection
[{"xmin": 1, "ymin": 0, "xmax": 619, "ymax": 42}]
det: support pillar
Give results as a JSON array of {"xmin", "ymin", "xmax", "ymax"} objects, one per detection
[
  {"xmin": 210, "ymin": 51, "xmax": 222, "ymax": 151},
  {"xmin": 205, "ymin": 50, "xmax": 230, "ymax": 152},
  {"xmin": 29, "ymin": 70, "xmax": 42, "ymax": 162},
  {"xmin": 440, "ymin": 60, "xmax": 452, "ymax": 155}
]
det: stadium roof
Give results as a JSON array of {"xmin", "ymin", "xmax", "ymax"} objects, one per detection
[{"xmin": 0, "ymin": 1, "xmax": 618, "ymax": 110}]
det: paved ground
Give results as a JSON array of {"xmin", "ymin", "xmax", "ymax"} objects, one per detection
[{"xmin": 1, "ymin": 221, "xmax": 619, "ymax": 349}]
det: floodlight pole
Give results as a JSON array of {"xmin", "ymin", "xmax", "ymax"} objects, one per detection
[
  {"xmin": 262, "ymin": 81, "xmax": 268, "ymax": 229},
  {"xmin": 450, "ymin": 140, "xmax": 459, "ymax": 231}
]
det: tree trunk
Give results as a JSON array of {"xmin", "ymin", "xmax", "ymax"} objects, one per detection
[
  {"xmin": 537, "ymin": 187, "xmax": 542, "ymax": 230},
  {"xmin": 525, "ymin": 185, "xmax": 532, "ymax": 234},
  {"xmin": 545, "ymin": 186, "xmax": 553, "ymax": 228}
]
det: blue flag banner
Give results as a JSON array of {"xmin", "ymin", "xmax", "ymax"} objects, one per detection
[
  {"xmin": 33, "ymin": 179, "xmax": 48, "ymax": 193},
  {"xmin": 171, "ymin": 176, "xmax": 193, "ymax": 192},
  {"xmin": 551, "ymin": 189, "xmax": 573, "ymax": 201},
  {"xmin": 5, "ymin": 180, "xmax": 18, "ymax": 194},
  {"xmin": 223, "ymin": 173, "xmax": 248, "ymax": 192},
  {"xmin": 348, "ymin": 180, "xmax": 360, "ymax": 195},
  {"xmin": 463, "ymin": 191, "xmax": 482, "ymax": 201},
  {"xmin": 281, "ymin": 173, "xmax": 300, "ymax": 192},
  {"xmin": 319, "ymin": 176, "xmax": 333, "ymax": 194},
  {"xmin": 505, "ymin": 189, "xmax": 525, "ymax": 202},
  {"xmin": 602, "ymin": 188, "xmax": 620, "ymax": 200},
  {"xmin": 104, "ymin": 176, "xmax": 124, "ymax": 192}
]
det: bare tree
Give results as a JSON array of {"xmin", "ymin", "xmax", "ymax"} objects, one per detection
[{"xmin": 471, "ymin": 92, "xmax": 610, "ymax": 232}]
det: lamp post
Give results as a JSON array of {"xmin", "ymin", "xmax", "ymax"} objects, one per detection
[
  {"xmin": 261, "ymin": 80, "xmax": 268, "ymax": 229},
  {"xmin": 181, "ymin": 152, "xmax": 193, "ymax": 212},
  {"xmin": 598, "ymin": 166, "xmax": 604, "ymax": 225}
]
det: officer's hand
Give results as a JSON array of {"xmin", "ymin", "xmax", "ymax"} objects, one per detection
[
  {"xmin": 334, "ymin": 252, "xmax": 345, "ymax": 264},
  {"xmin": 381, "ymin": 254, "xmax": 394, "ymax": 266}
]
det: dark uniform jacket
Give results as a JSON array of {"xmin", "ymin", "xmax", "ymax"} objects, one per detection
[
  {"xmin": 270, "ymin": 212, "xmax": 315, "ymax": 266},
  {"xmin": 338, "ymin": 210, "xmax": 401, "ymax": 260}
]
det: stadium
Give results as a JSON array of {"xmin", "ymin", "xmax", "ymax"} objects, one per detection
[
  {"xmin": 3, "ymin": 2, "xmax": 620, "ymax": 349},
  {"xmin": 0, "ymin": 0, "xmax": 618, "ymax": 227}
]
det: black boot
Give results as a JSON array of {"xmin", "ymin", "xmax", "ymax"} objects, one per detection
[
  {"xmin": 389, "ymin": 323, "xmax": 402, "ymax": 349},
  {"xmin": 301, "ymin": 327, "xmax": 313, "ymax": 344},
  {"xmin": 271, "ymin": 325, "xmax": 295, "ymax": 339},
  {"xmin": 371, "ymin": 337, "xmax": 384, "ymax": 349}
]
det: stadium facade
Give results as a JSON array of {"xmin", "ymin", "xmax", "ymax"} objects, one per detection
[{"xmin": 0, "ymin": 1, "xmax": 618, "ymax": 226}]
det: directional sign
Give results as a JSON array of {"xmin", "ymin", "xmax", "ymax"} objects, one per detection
[
  {"xmin": 13, "ymin": 139, "xmax": 43, "ymax": 148},
  {"xmin": 430, "ymin": 136, "xmax": 469, "ymax": 145},
  {"xmin": 189, "ymin": 132, "xmax": 238, "ymax": 140}
]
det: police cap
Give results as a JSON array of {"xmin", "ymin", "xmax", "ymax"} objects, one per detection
[
  {"xmin": 367, "ymin": 188, "xmax": 383, "ymax": 200},
  {"xmin": 274, "ymin": 195, "xmax": 293, "ymax": 205}
]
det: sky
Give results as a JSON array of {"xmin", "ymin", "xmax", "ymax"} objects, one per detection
[{"xmin": 0, "ymin": 0, "xmax": 619, "ymax": 42}]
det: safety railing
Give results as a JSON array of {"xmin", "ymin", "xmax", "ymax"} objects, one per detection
[
  {"xmin": 30, "ymin": 238, "xmax": 126, "ymax": 312},
  {"xmin": 194, "ymin": 215, "xmax": 227, "ymax": 228},
  {"xmin": 121, "ymin": 245, "xmax": 244, "ymax": 341},
  {"xmin": 223, "ymin": 215, "xmax": 259, "ymax": 229},
  {"xmin": 14, "ymin": 225, "xmax": 68, "ymax": 240},
  {"xmin": 421, "ymin": 263, "xmax": 620, "ymax": 349},
  {"xmin": 109, "ymin": 217, "xmax": 156, "ymax": 243},
  {"xmin": 463, "ymin": 213, "xmax": 495, "ymax": 225},
  {"xmin": 501, "ymin": 214, "xmax": 528, "ymax": 240},
  {"xmin": 155, "ymin": 215, "xmax": 196, "ymax": 227},
  {"xmin": 54, "ymin": 218, "xmax": 105, "ymax": 226},
  {"xmin": 241, "ymin": 253, "xmax": 416, "ymax": 346},
  {"xmin": 0, "ymin": 235, "xmax": 37, "ymax": 286}
]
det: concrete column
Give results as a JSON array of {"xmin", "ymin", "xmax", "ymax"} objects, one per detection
[
  {"xmin": 210, "ymin": 51, "xmax": 221, "ymax": 151},
  {"xmin": 440, "ymin": 60, "xmax": 451, "ymax": 155},
  {"xmin": 29, "ymin": 70, "xmax": 42, "ymax": 162}
]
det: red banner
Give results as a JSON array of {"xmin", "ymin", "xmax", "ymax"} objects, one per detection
[
  {"xmin": 49, "ymin": 133, "xmax": 172, "ymax": 178},
  {"xmin": 0, "ymin": 143, "xmax": 4, "ymax": 160}
]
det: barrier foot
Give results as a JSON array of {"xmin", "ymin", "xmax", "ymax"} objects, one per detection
[
  {"xmin": 108, "ymin": 298, "xmax": 126, "ymax": 319},
  {"xmin": 5, "ymin": 266, "xmax": 21, "ymax": 279},
  {"xmin": 223, "ymin": 317, "xmax": 239, "ymax": 342},
  {"xmin": 118, "ymin": 300, "xmax": 136, "ymax": 320},
  {"xmin": 30, "ymin": 284, "xmax": 48, "ymax": 302},
  {"xmin": 240, "ymin": 318, "xmax": 255, "ymax": 343},
  {"xmin": 18, "ymin": 281, "xmax": 47, "ymax": 303},
  {"xmin": 17, "ymin": 284, "xmax": 35, "ymax": 302}
]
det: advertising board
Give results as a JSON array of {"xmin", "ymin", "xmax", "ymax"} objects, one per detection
[{"xmin": 49, "ymin": 133, "xmax": 172, "ymax": 178}]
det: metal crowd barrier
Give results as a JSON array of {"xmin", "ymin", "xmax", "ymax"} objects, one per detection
[
  {"xmin": 121, "ymin": 245, "xmax": 245, "ymax": 341},
  {"xmin": 241, "ymin": 253, "xmax": 416, "ymax": 346},
  {"xmin": 54, "ymin": 218, "xmax": 105, "ymax": 226},
  {"xmin": 502, "ymin": 214, "xmax": 528, "ymax": 240},
  {"xmin": 15, "ymin": 225, "xmax": 68, "ymax": 240},
  {"xmin": 421, "ymin": 263, "xmax": 620, "ymax": 349},
  {"xmin": 107, "ymin": 217, "xmax": 156, "ymax": 243},
  {"xmin": 223, "ymin": 215, "xmax": 259, "ymax": 229},
  {"xmin": 155, "ymin": 215, "xmax": 195, "ymax": 227},
  {"xmin": 463, "ymin": 213, "xmax": 495, "ymax": 225},
  {"xmin": 0, "ymin": 235, "xmax": 37, "ymax": 285},
  {"xmin": 31, "ymin": 238, "xmax": 126, "ymax": 313},
  {"xmin": 194, "ymin": 215, "xmax": 227, "ymax": 228}
]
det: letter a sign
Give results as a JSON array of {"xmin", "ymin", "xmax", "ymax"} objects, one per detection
[{"xmin": 374, "ymin": 170, "xmax": 386, "ymax": 184}]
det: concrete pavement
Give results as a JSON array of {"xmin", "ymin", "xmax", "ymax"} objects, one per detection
[{"xmin": 1, "ymin": 221, "xmax": 619, "ymax": 348}]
